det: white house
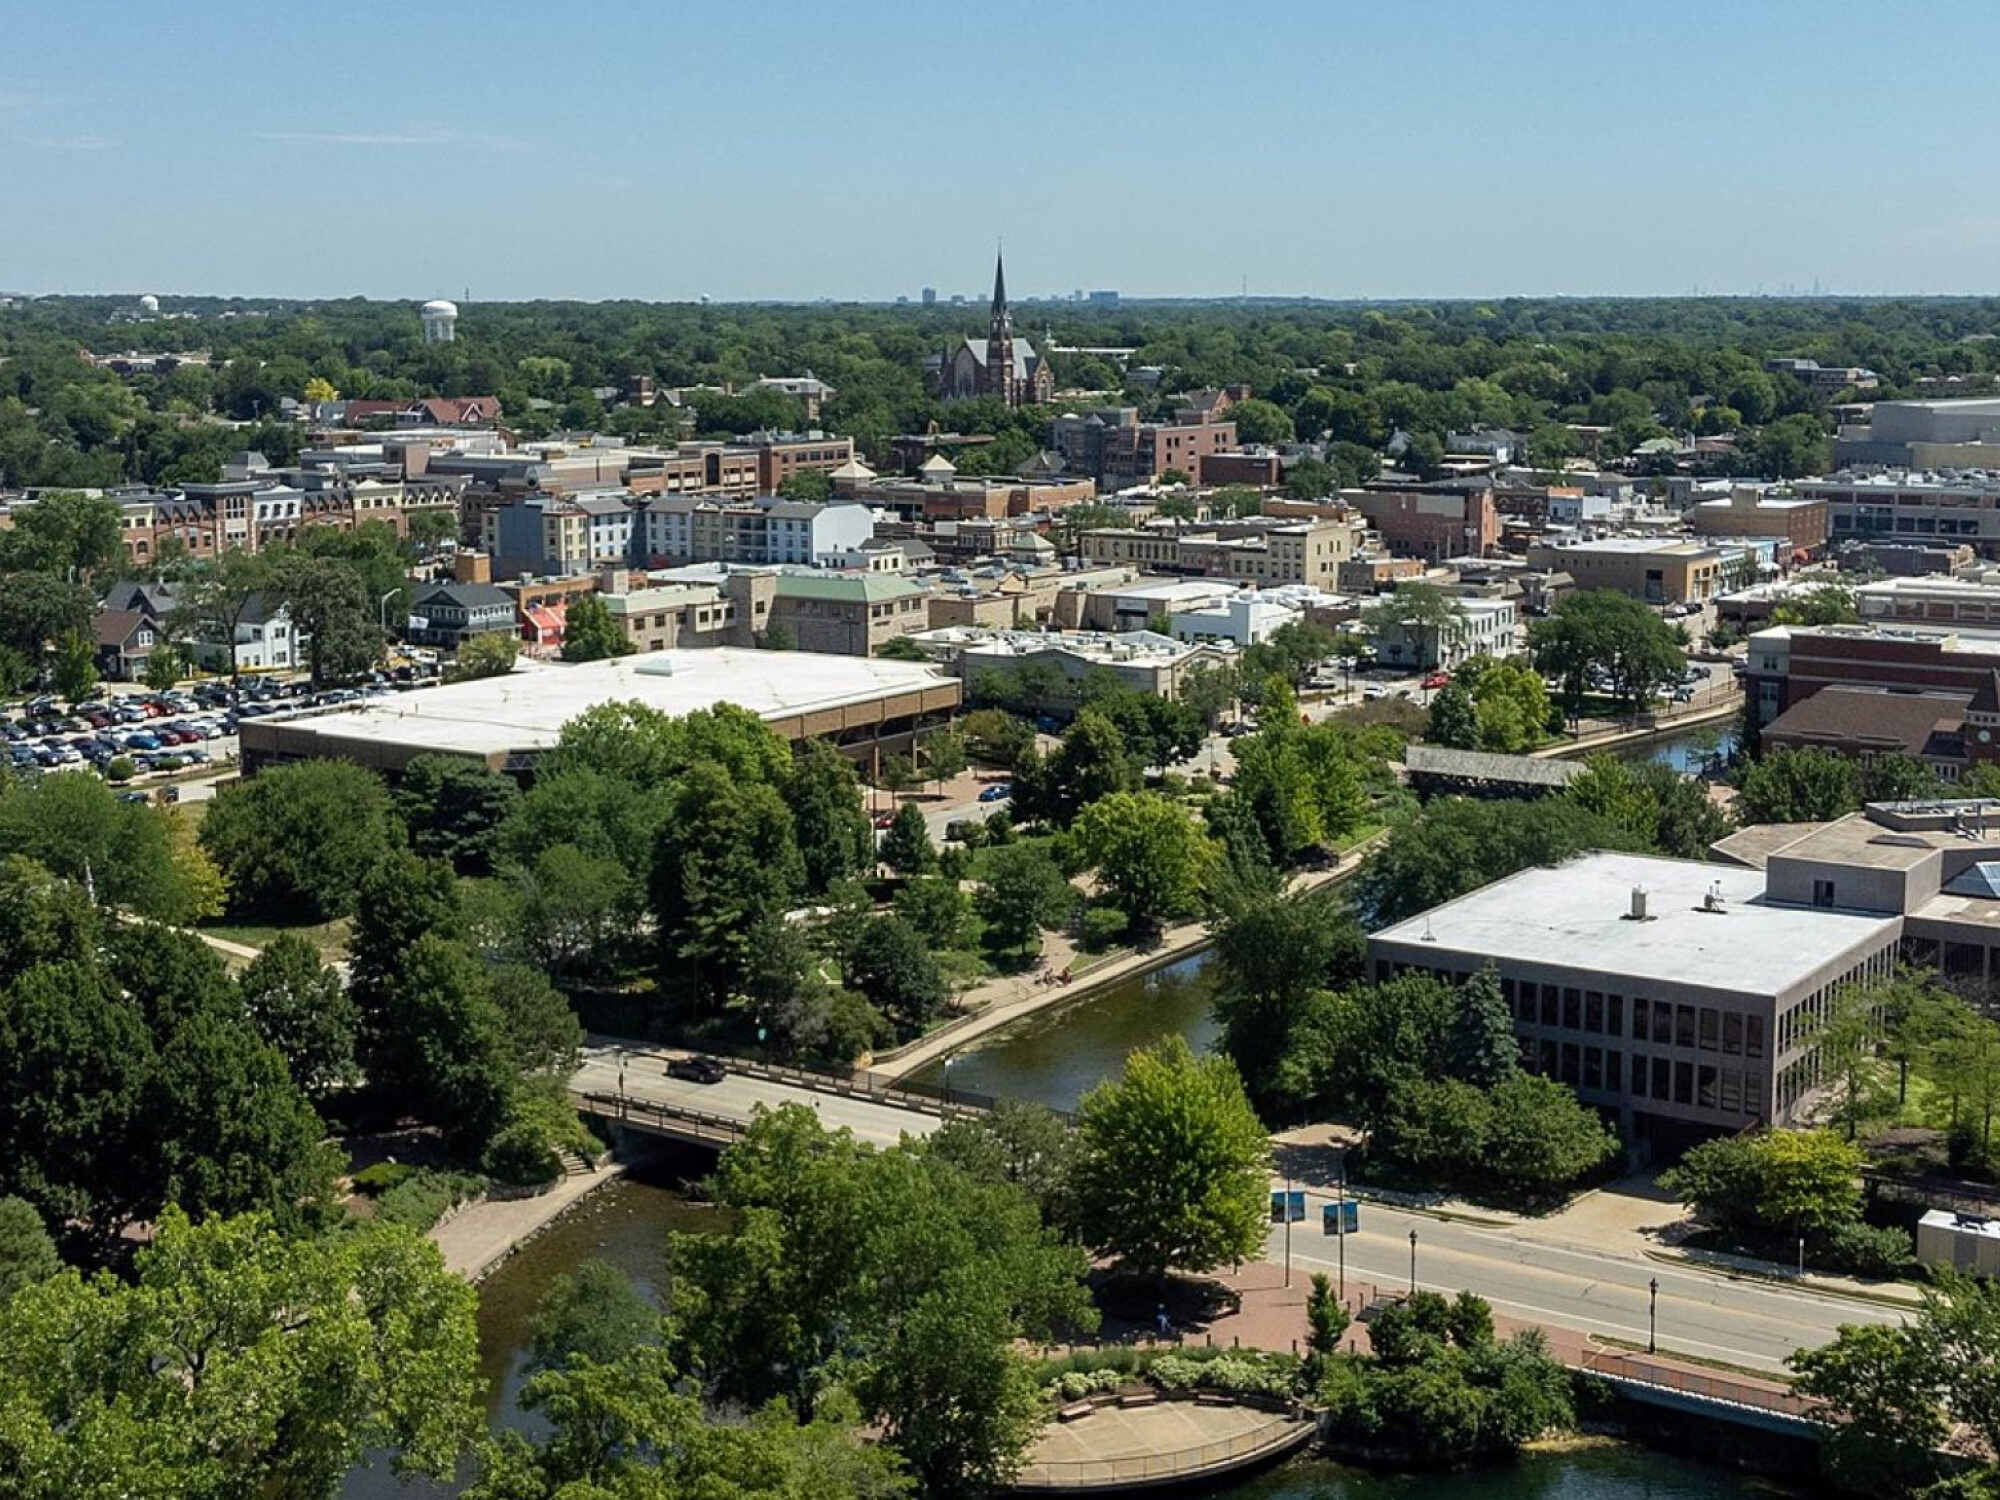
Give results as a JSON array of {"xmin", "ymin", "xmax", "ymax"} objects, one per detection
[{"xmin": 186, "ymin": 593, "xmax": 303, "ymax": 673}]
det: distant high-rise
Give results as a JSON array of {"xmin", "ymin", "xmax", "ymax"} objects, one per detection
[
  {"xmin": 420, "ymin": 298, "xmax": 458, "ymax": 344},
  {"xmin": 921, "ymin": 286, "xmax": 937, "ymax": 306}
]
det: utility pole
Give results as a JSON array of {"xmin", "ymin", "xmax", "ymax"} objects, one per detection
[{"xmin": 1283, "ymin": 1173, "xmax": 1293, "ymax": 1287}]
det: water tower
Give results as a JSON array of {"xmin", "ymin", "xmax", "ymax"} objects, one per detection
[
  {"xmin": 138, "ymin": 293, "xmax": 159, "ymax": 314},
  {"xmin": 419, "ymin": 298, "xmax": 458, "ymax": 344}
]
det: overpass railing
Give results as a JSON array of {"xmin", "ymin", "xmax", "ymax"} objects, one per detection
[
  {"xmin": 1577, "ymin": 1348, "xmax": 1819, "ymax": 1423},
  {"xmin": 712, "ymin": 1055, "xmax": 1079, "ymax": 1126},
  {"xmin": 572, "ymin": 1091, "xmax": 749, "ymax": 1145}
]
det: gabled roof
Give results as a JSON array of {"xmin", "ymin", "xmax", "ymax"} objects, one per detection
[
  {"xmin": 95, "ymin": 608, "xmax": 149, "ymax": 649},
  {"xmin": 415, "ymin": 580, "xmax": 514, "ymax": 610}
]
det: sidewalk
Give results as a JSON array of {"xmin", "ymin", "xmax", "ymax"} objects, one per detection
[{"xmin": 428, "ymin": 1160, "xmax": 626, "ymax": 1281}]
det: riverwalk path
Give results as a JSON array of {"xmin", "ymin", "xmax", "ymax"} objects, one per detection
[
  {"xmin": 868, "ymin": 832, "xmax": 1388, "ymax": 1084},
  {"xmin": 429, "ymin": 1160, "xmax": 627, "ymax": 1281}
]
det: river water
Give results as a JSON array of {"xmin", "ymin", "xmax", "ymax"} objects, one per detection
[{"xmin": 344, "ymin": 727, "xmax": 1766, "ymax": 1497}]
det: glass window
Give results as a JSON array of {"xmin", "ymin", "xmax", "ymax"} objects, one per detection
[
  {"xmin": 1720, "ymin": 1070, "xmax": 1742, "ymax": 1112},
  {"xmin": 1745, "ymin": 1073, "xmax": 1765, "ymax": 1117},
  {"xmin": 1631, "ymin": 1054, "xmax": 1647, "ymax": 1098},
  {"xmin": 1676, "ymin": 1005, "xmax": 1697, "ymax": 1048},
  {"xmin": 1540, "ymin": 1039, "xmax": 1558, "ymax": 1076},
  {"xmin": 1518, "ymin": 987, "xmax": 1537, "ymax": 1023},
  {"xmin": 1500, "ymin": 978, "xmax": 1515, "ymax": 1011},
  {"xmin": 1674, "ymin": 1060, "xmax": 1694, "ymax": 1105},
  {"xmin": 1542, "ymin": 985, "xmax": 1559, "ymax": 1027},
  {"xmin": 1586, "ymin": 992, "xmax": 1604, "ymax": 1034},
  {"xmin": 1561, "ymin": 1043, "xmax": 1580, "ymax": 1085},
  {"xmin": 1631, "ymin": 1002, "xmax": 1648, "ymax": 1043},
  {"xmin": 1606, "ymin": 1051, "xmax": 1623, "ymax": 1092},
  {"xmin": 1699, "ymin": 1009, "xmax": 1719, "ymax": 1051},
  {"xmin": 1607, "ymin": 995, "xmax": 1623, "ymax": 1038},
  {"xmin": 1563, "ymin": 988, "xmax": 1581, "ymax": 1030},
  {"xmin": 1746, "ymin": 1015, "xmax": 1765, "ymax": 1060},
  {"xmin": 1723, "ymin": 1013, "xmax": 1743, "ymax": 1056},
  {"xmin": 1698, "ymin": 1065, "xmax": 1718, "ymax": 1109},
  {"xmin": 1654, "ymin": 1000, "xmax": 1674, "ymax": 1041},
  {"xmin": 1584, "ymin": 1046, "xmax": 1603, "ymax": 1090}
]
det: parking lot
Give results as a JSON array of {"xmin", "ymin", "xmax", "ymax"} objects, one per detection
[{"xmin": 2, "ymin": 667, "xmax": 439, "ymax": 790}]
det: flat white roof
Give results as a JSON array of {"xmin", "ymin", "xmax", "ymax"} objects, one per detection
[
  {"xmin": 1370, "ymin": 851, "xmax": 1898, "ymax": 997},
  {"xmin": 267, "ymin": 650, "xmax": 949, "ymax": 758}
]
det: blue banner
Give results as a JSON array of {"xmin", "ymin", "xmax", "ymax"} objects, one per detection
[{"xmin": 1323, "ymin": 1201, "xmax": 1359, "ymax": 1236}]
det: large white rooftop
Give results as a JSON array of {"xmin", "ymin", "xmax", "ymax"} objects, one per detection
[
  {"xmin": 263, "ymin": 650, "xmax": 949, "ymax": 758},
  {"xmin": 1370, "ymin": 851, "xmax": 1898, "ymax": 996}
]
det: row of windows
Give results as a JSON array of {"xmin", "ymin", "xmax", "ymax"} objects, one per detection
[
  {"xmin": 1499, "ymin": 979, "xmax": 1768, "ymax": 1059},
  {"xmin": 1525, "ymin": 1041, "xmax": 1765, "ymax": 1116}
]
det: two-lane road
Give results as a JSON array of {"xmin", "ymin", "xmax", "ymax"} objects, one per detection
[{"xmin": 1265, "ymin": 1190, "xmax": 1905, "ymax": 1372}]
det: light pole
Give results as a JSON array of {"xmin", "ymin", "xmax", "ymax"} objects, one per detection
[
  {"xmin": 1283, "ymin": 1173, "xmax": 1293, "ymax": 1288},
  {"xmin": 1798, "ymin": 1234, "xmax": 1806, "ymax": 1279},
  {"xmin": 1336, "ymin": 1165, "xmax": 1347, "ymax": 1299},
  {"xmin": 378, "ymin": 589, "xmax": 400, "ymax": 634},
  {"xmin": 942, "ymin": 1055, "xmax": 954, "ymax": 1112},
  {"xmin": 616, "ymin": 1048, "xmax": 627, "ymax": 1118},
  {"xmin": 1408, "ymin": 1228, "xmax": 1419, "ymax": 1295},
  {"xmin": 1648, "ymin": 1277, "xmax": 1659, "ymax": 1354}
]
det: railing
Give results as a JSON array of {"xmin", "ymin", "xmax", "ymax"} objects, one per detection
[
  {"xmin": 695, "ymin": 1053, "xmax": 1081, "ymax": 1126},
  {"xmin": 1577, "ymin": 1349, "xmax": 1820, "ymax": 1422},
  {"xmin": 1013, "ymin": 1412, "xmax": 1313, "ymax": 1489},
  {"xmin": 572, "ymin": 1091, "xmax": 749, "ymax": 1145}
]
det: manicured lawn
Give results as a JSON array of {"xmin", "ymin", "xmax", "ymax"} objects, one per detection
[{"xmin": 200, "ymin": 916, "xmax": 353, "ymax": 961}]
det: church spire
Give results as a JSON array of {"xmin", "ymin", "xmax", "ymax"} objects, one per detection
[{"xmin": 990, "ymin": 246, "xmax": 1007, "ymax": 316}]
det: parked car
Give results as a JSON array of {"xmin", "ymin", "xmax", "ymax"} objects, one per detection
[
  {"xmin": 871, "ymin": 810, "xmax": 897, "ymax": 829},
  {"xmin": 666, "ymin": 1055, "xmax": 727, "ymax": 1085},
  {"xmin": 1363, "ymin": 685, "xmax": 1388, "ymax": 700},
  {"xmin": 1421, "ymin": 671, "xmax": 1451, "ymax": 690},
  {"xmin": 978, "ymin": 782, "xmax": 1012, "ymax": 802}
]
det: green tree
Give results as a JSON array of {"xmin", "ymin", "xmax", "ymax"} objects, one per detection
[
  {"xmin": 1564, "ymin": 753, "xmax": 1732, "ymax": 858},
  {"xmin": 199, "ymin": 758, "xmax": 402, "ymax": 919},
  {"xmin": 528, "ymin": 1258, "xmax": 659, "ymax": 1373},
  {"xmin": 1228, "ymin": 397, "xmax": 1295, "ymax": 444},
  {"xmin": 0, "ymin": 1209, "xmax": 481, "ymax": 1499},
  {"xmin": 394, "ymin": 753, "xmax": 519, "ymax": 874},
  {"xmin": 785, "ymin": 738, "xmax": 874, "ymax": 895},
  {"xmin": 1447, "ymin": 966, "xmax": 1519, "ymax": 1088},
  {"xmin": 847, "ymin": 914, "xmax": 948, "ymax": 1032},
  {"xmin": 1529, "ymin": 589, "xmax": 1686, "ymax": 714},
  {"xmin": 925, "ymin": 1100, "xmax": 1077, "ymax": 1231},
  {"xmin": 49, "ymin": 629, "xmax": 96, "ymax": 702},
  {"xmin": 975, "ymin": 842, "xmax": 1074, "ymax": 957},
  {"xmin": 0, "ymin": 1197, "xmax": 58, "ymax": 1304},
  {"xmin": 142, "ymin": 639, "xmax": 185, "ymax": 692},
  {"xmin": 1480, "ymin": 1074, "xmax": 1618, "ymax": 1195},
  {"xmin": 448, "ymin": 630, "xmax": 518, "ymax": 681},
  {"xmin": 1071, "ymin": 1036, "xmax": 1269, "ymax": 1282},
  {"xmin": 922, "ymin": 727, "xmax": 969, "ymax": 791},
  {"xmin": 1036, "ymin": 708, "xmax": 1138, "ymax": 826},
  {"xmin": 507, "ymin": 841, "xmax": 637, "ymax": 981},
  {"xmin": 1305, "ymin": 1271, "xmax": 1351, "ymax": 1377},
  {"xmin": 1772, "ymin": 584, "xmax": 1859, "ymax": 627},
  {"xmin": 894, "ymin": 875, "xmax": 970, "ymax": 948},
  {"xmin": 879, "ymin": 799, "xmax": 937, "ymax": 877},
  {"xmin": 236, "ymin": 932, "xmax": 357, "ymax": 1099},
  {"xmin": 0, "ymin": 771, "xmax": 224, "ymax": 922},
  {"xmin": 650, "ymin": 761, "xmax": 804, "ymax": 1012},
  {"xmin": 1735, "ymin": 746, "xmax": 1860, "ymax": 824},
  {"xmin": 776, "ymin": 467, "xmax": 833, "ymax": 502},
  {"xmin": 1075, "ymin": 790, "xmax": 1219, "ymax": 931},
  {"xmin": 1426, "ymin": 682, "xmax": 1479, "ymax": 747},
  {"xmin": 270, "ymin": 548, "xmax": 380, "ymax": 685},
  {"xmin": 166, "ymin": 549, "xmax": 272, "ymax": 685},
  {"xmin": 560, "ymin": 592, "xmax": 635, "ymax": 662},
  {"xmin": 1363, "ymin": 583, "xmax": 1468, "ymax": 668},
  {"xmin": 0, "ymin": 491, "xmax": 123, "ymax": 580},
  {"xmin": 1659, "ymin": 1129, "xmax": 1864, "ymax": 1250}
]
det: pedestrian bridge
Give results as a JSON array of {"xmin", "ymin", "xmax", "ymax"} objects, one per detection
[{"xmin": 570, "ymin": 1041, "xmax": 1030, "ymax": 1150}]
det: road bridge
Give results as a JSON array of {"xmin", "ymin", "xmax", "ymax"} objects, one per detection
[{"xmin": 572, "ymin": 1041, "xmax": 1007, "ymax": 1149}]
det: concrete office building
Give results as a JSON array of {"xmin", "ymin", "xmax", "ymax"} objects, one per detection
[
  {"xmin": 1369, "ymin": 848, "xmax": 1904, "ymax": 1143},
  {"xmin": 1079, "ymin": 518, "xmax": 1353, "ymax": 589},
  {"xmin": 1686, "ymin": 486, "xmax": 1829, "ymax": 557},
  {"xmin": 1803, "ymin": 469, "xmax": 2000, "ymax": 556},
  {"xmin": 1835, "ymin": 400, "xmax": 2000, "ymax": 468},
  {"xmin": 766, "ymin": 572, "xmax": 931, "ymax": 655},
  {"xmin": 237, "ymin": 649, "xmax": 961, "ymax": 777},
  {"xmin": 1370, "ymin": 595, "xmax": 1518, "ymax": 671}
]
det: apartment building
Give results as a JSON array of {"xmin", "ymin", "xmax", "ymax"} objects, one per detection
[
  {"xmin": 1524, "ymin": 537, "xmax": 1723, "ymax": 604},
  {"xmin": 837, "ymin": 456, "xmax": 1096, "ymax": 521},
  {"xmin": 1345, "ymin": 487, "xmax": 1501, "ymax": 562},
  {"xmin": 1048, "ymin": 407, "xmax": 1238, "ymax": 487},
  {"xmin": 636, "ymin": 495, "xmax": 874, "ymax": 568},
  {"xmin": 485, "ymin": 491, "xmax": 639, "ymax": 579},
  {"xmin": 1079, "ymin": 518, "xmax": 1353, "ymax": 589},
  {"xmin": 766, "ymin": 573, "xmax": 932, "ymax": 655},
  {"xmin": 600, "ymin": 569, "xmax": 776, "ymax": 653},
  {"xmin": 1370, "ymin": 595, "xmax": 1518, "ymax": 671},
  {"xmin": 741, "ymin": 430, "xmax": 855, "ymax": 492}
]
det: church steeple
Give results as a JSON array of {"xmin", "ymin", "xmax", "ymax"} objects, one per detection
[{"xmin": 985, "ymin": 244, "xmax": 1017, "ymax": 404}]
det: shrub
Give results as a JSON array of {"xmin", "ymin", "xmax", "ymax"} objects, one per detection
[
  {"xmin": 1057, "ymin": 1372, "xmax": 1092, "ymax": 1400},
  {"xmin": 1822, "ymin": 1220, "xmax": 1914, "ymax": 1278},
  {"xmin": 372, "ymin": 1169, "xmax": 485, "ymax": 1231},
  {"xmin": 105, "ymin": 756, "xmax": 136, "ymax": 783},
  {"xmin": 1188, "ymin": 775, "xmax": 1214, "ymax": 797},
  {"xmin": 1079, "ymin": 904, "xmax": 1128, "ymax": 950},
  {"xmin": 482, "ymin": 1121, "xmax": 563, "ymax": 1187},
  {"xmin": 350, "ymin": 1161, "xmax": 418, "ymax": 1196}
]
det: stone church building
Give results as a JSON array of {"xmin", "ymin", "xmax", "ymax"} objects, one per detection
[{"xmin": 929, "ymin": 252, "xmax": 1054, "ymax": 407}]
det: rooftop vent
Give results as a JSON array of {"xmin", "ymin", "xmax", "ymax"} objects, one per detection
[{"xmin": 1624, "ymin": 885, "xmax": 1650, "ymax": 922}]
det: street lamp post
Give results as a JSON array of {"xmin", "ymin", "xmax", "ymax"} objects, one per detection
[
  {"xmin": 378, "ymin": 589, "xmax": 400, "ymax": 634},
  {"xmin": 1283, "ymin": 1173, "xmax": 1293, "ymax": 1288},
  {"xmin": 942, "ymin": 1055, "xmax": 954, "ymax": 1112},
  {"xmin": 616, "ymin": 1048, "xmax": 627, "ymax": 1119},
  {"xmin": 1336, "ymin": 1165, "xmax": 1347, "ymax": 1300},
  {"xmin": 1648, "ymin": 1277, "xmax": 1659, "ymax": 1354},
  {"xmin": 1408, "ymin": 1229, "xmax": 1418, "ymax": 1295}
]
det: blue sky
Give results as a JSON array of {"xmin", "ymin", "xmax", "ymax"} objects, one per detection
[{"xmin": 6, "ymin": 0, "xmax": 1998, "ymax": 302}]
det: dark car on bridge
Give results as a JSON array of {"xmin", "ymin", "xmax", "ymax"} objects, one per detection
[{"xmin": 667, "ymin": 1055, "xmax": 727, "ymax": 1085}]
